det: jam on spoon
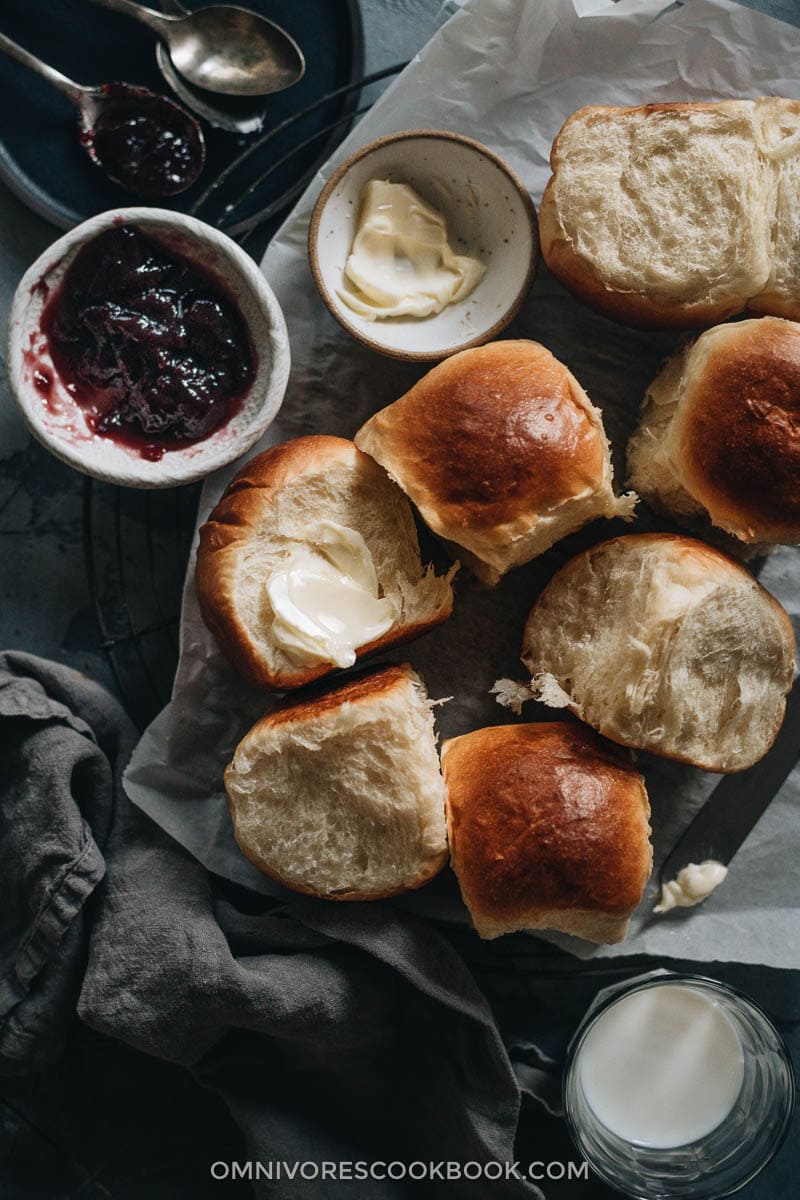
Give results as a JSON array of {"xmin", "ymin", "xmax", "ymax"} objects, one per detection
[
  {"xmin": 0, "ymin": 32, "xmax": 204, "ymax": 197},
  {"xmin": 83, "ymin": 83, "xmax": 206, "ymax": 197},
  {"xmin": 41, "ymin": 223, "xmax": 255, "ymax": 461}
]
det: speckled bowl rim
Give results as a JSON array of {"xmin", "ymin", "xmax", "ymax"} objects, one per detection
[
  {"xmin": 7, "ymin": 207, "xmax": 291, "ymax": 489},
  {"xmin": 308, "ymin": 129, "xmax": 539, "ymax": 362}
]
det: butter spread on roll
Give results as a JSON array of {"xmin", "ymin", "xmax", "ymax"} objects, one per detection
[
  {"xmin": 267, "ymin": 521, "xmax": 398, "ymax": 669},
  {"xmin": 195, "ymin": 436, "xmax": 454, "ymax": 691},
  {"xmin": 339, "ymin": 179, "xmax": 485, "ymax": 320}
]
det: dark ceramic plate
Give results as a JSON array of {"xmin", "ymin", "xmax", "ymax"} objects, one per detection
[{"xmin": 0, "ymin": 0, "xmax": 363, "ymax": 230}]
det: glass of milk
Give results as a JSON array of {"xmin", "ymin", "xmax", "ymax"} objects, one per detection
[{"xmin": 564, "ymin": 971, "xmax": 794, "ymax": 1198}]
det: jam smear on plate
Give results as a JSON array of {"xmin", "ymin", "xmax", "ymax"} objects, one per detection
[{"xmin": 42, "ymin": 224, "xmax": 255, "ymax": 461}]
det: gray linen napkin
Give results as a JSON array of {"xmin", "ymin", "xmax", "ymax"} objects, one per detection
[
  {"xmin": 0, "ymin": 651, "xmax": 134, "ymax": 1069},
  {"xmin": 0, "ymin": 652, "xmax": 542, "ymax": 1198}
]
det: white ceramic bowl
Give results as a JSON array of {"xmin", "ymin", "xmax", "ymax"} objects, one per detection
[
  {"xmin": 7, "ymin": 207, "xmax": 291, "ymax": 488},
  {"xmin": 308, "ymin": 130, "xmax": 538, "ymax": 361}
]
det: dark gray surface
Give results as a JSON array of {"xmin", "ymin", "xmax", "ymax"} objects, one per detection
[
  {"xmin": 0, "ymin": 1, "xmax": 798, "ymax": 1197},
  {"xmin": 0, "ymin": 187, "xmax": 113, "ymax": 692}
]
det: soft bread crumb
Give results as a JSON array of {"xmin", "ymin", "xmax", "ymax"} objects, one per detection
[
  {"xmin": 530, "ymin": 673, "xmax": 575, "ymax": 711},
  {"xmin": 614, "ymin": 491, "xmax": 639, "ymax": 521},
  {"xmin": 544, "ymin": 100, "xmax": 777, "ymax": 321},
  {"xmin": 521, "ymin": 534, "xmax": 796, "ymax": 772},
  {"xmin": 543, "ymin": 100, "xmax": 783, "ymax": 324},
  {"xmin": 490, "ymin": 677, "xmax": 538, "ymax": 714},
  {"xmin": 224, "ymin": 665, "xmax": 449, "ymax": 899}
]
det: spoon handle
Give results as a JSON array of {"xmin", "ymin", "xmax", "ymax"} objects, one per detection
[
  {"xmin": 90, "ymin": 0, "xmax": 174, "ymax": 36},
  {"xmin": 0, "ymin": 31, "xmax": 86, "ymax": 106}
]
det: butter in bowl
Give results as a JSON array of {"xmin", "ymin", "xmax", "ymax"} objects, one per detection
[{"xmin": 308, "ymin": 129, "xmax": 538, "ymax": 361}]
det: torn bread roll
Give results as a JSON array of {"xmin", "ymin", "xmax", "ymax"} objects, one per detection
[
  {"xmin": 441, "ymin": 722, "xmax": 652, "ymax": 944},
  {"xmin": 540, "ymin": 98, "xmax": 800, "ymax": 328},
  {"xmin": 627, "ymin": 317, "xmax": 800, "ymax": 547},
  {"xmin": 521, "ymin": 534, "xmax": 796, "ymax": 772},
  {"xmin": 224, "ymin": 664, "xmax": 448, "ymax": 900},
  {"xmin": 355, "ymin": 340, "xmax": 633, "ymax": 586},
  {"xmin": 196, "ymin": 436, "xmax": 454, "ymax": 690}
]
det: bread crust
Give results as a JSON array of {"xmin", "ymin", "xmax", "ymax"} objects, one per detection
[
  {"xmin": 672, "ymin": 318, "xmax": 800, "ymax": 543},
  {"xmin": 441, "ymin": 721, "xmax": 652, "ymax": 943},
  {"xmin": 748, "ymin": 292, "xmax": 800, "ymax": 323},
  {"xmin": 225, "ymin": 664, "xmax": 449, "ymax": 901},
  {"xmin": 355, "ymin": 340, "xmax": 617, "ymax": 580},
  {"xmin": 196, "ymin": 436, "xmax": 453, "ymax": 690},
  {"xmin": 249, "ymin": 661, "xmax": 412, "ymax": 730},
  {"xmin": 541, "ymin": 100, "xmax": 788, "ymax": 329},
  {"xmin": 521, "ymin": 533, "xmax": 796, "ymax": 772}
]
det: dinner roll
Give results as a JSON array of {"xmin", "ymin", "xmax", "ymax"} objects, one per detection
[
  {"xmin": 521, "ymin": 534, "xmax": 796, "ymax": 772},
  {"xmin": 354, "ymin": 340, "xmax": 633, "ymax": 585},
  {"xmin": 441, "ymin": 722, "xmax": 652, "ymax": 944},
  {"xmin": 540, "ymin": 99, "xmax": 800, "ymax": 328},
  {"xmin": 224, "ymin": 664, "xmax": 448, "ymax": 900},
  {"xmin": 196, "ymin": 436, "xmax": 454, "ymax": 690},
  {"xmin": 628, "ymin": 318, "xmax": 800, "ymax": 546}
]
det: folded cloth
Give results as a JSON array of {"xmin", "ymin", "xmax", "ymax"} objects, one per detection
[
  {"xmin": 0, "ymin": 651, "xmax": 136, "ymax": 1070},
  {"xmin": 0, "ymin": 653, "xmax": 542, "ymax": 1198}
]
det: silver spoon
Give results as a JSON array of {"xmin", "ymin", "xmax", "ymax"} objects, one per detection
[
  {"xmin": 154, "ymin": 0, "xmax": 267, "ymax": 133},
  {"xmin": 90, "ymin": 0, "xmax": 305, "ymax": 97},
  {"xmin": 0, "ymin": 31, "xmax": 205, "ymax": 196}
]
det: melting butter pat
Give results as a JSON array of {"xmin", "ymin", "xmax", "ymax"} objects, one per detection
[
  {"xmin": 654, "ymin": 861, "xmax": 728, "ymax": 914},
  {"xmin": 267, "ymin": 520, "xmax": 398, "ymax": 668},
  {"xmin": 339, "ymin": 179, "xmax": 485, "ymax": 320}
]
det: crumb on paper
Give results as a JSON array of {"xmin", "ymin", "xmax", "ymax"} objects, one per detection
[{"xmin": 490, "ymin": 677, "xmax": 538, "ymax": 714}]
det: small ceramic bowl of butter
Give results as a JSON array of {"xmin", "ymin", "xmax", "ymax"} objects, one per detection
[{"xmin": 308, "ymin": 130, "xmax": 538, "ymax": 361}]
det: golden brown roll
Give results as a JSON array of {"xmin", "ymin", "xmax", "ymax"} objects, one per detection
[
  {"xmin": 354, "ymin": 339, "xmax": 631, "ymax": 585},
  {"xmin": 441, "ymin": 721, "xmax": 652, "ymax": 944},
  {"xmin": 520, "ymin": 533, "xmax": 796, "ymax": 772},
  {"xmin": 627, "ymin": 317, "xmax": 800, "ymax": 546},
  {"xmin": 196, "ymin": 435, "xmax": 454, "ymax": 690}
]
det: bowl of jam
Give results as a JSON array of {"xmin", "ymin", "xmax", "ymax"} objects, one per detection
[{"xmin": 7, "ymin": 208, "xmax": 290, "ymax": 487}]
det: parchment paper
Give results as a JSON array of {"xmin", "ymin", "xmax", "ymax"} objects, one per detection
[{"xmin": 124, "ymin": 0, "xmax": 800, "ymax": 968}]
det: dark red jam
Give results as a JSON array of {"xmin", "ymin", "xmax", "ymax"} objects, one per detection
[
  {"xmin": 42, "ymin": 224, "xmax": 255, "ymax": 460},
  {"xmin": 86, "ymin": 84, "xmax": 205, "ymax": 198}
]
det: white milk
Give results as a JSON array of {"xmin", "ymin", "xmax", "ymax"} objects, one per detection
[{"xmin": 577, "ymin": 984, "xmax": 745, "ymax": 1149}]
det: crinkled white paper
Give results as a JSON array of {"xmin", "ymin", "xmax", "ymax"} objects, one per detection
[{"xmin": 125, "ymin": 0, "xmax": 800, "ymax": 967}]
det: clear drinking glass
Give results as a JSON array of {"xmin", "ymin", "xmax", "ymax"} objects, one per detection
[{"xmin": 563, "ymin": 970, "xmax": 795, "ymax": 1200}]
